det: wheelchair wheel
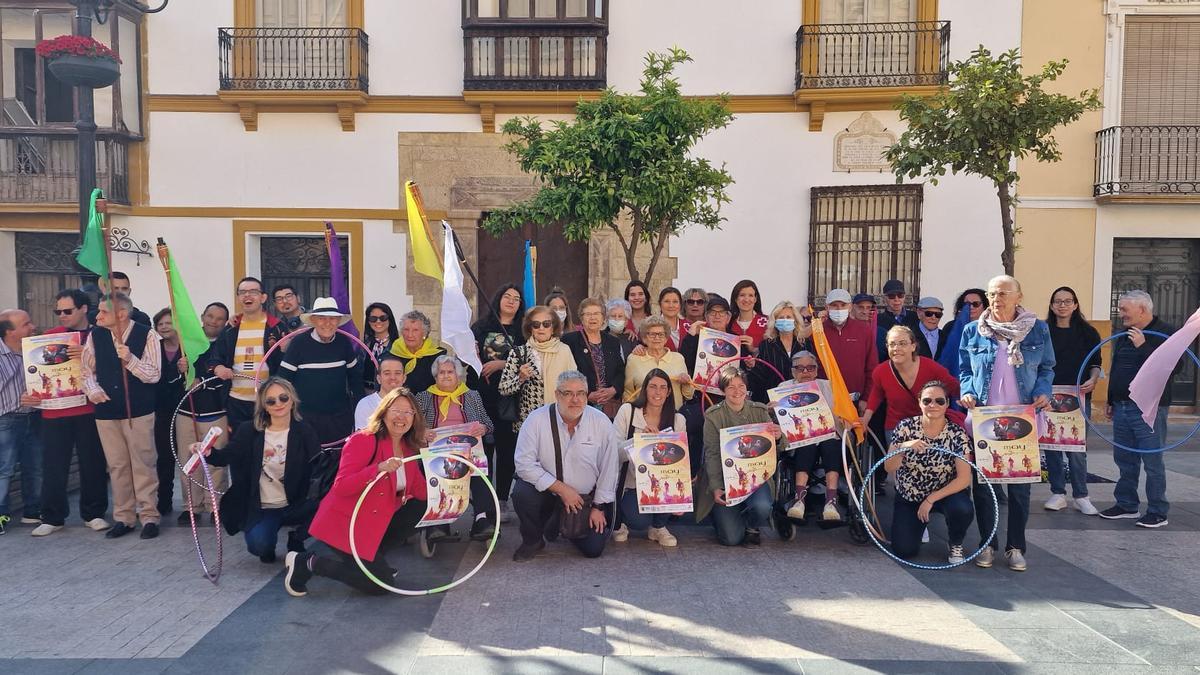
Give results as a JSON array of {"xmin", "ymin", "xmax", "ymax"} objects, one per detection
[
  {"xmin": 777, "ymin": 516, "xmax": 798, "ymax": 542},
  {"xmin": 419, "ymin": 529, "xmax": 437, "ymax": 558}
]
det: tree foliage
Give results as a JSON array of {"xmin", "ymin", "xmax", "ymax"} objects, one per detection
[
  {"xmin": 483, "ymin": 47, "xmax": 735, "ymax": 283},
  {"xmin": 884, "ymin": 47, "xmax": 1101, "ymax": 274}
]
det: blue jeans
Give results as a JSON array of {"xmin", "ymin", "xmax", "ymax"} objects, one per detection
[
  {"xmin": 0, "ymin": 413, "xmax": 43, "ymax": 518},
  {"xmin": 619, "ymin": 488, "xmax": 668, "ymax": 530},
  {"xmin": 243, "ymin": 500, "xmax": 317, "ymax": 558},
  {"xmin": 711, "ymin": 485, "xmax": 772, "ymax": 546},
  {"xmin": 1112, "ymin": 401, "xmax": 1169, "ymax": 516}
]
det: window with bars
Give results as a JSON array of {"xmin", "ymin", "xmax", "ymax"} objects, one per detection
[
  {"xmin": 463, "ymin": 0, "xmax": 606, "ymax": 90},
  {"xmin": 1122, "ymin": 16, "xmax": 1200, "ymax": 125},
  {"xmin": 808, "ymin": 184, "xmax": 923, "ymax": 307}
]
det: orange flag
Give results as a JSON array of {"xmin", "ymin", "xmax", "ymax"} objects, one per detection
[{"xmin": 810, "ymin": 311, "xmax": 865, "ymax": 443}]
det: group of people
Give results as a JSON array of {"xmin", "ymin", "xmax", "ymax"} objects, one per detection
[{"xmin": 0, "ymin": 269, "xmax": 1178, "ymax": 597}]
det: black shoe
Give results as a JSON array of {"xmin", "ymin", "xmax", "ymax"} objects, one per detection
[
  {"xmin": 259, "ymin": 550, "xmax": 277, "ymax": 564},
  {"xmin": 159, "ymin": 506, "xmax": 174, "ymax": 518},
  {"xmin": 1136, "ymin": 513, "xmax": 1168, "ymax": 528},
  {"xmin": 106, "ymin": 522, "xmax": 136, "ymax": 539},
  {"xmin": 140, "ymin": 523, "xmax": 160, "ymax": 539},
  {"xmin": 1099, "ymin": 505, "xmax": 1140, "ymax": 520},
  {"xmin": 470, "ymin": 513, "xmax": 496, "ymax": 541},
  {"xmin": 177, "ymin": 511, "xmax": 194, "ymax": 526},
  {"xmin": 743, "ymin": 528, "xmax": 762, "ymax": 547},
  {"xmin": 284, "ymin": 552, "xmax": 311, "ymax": 597},
  {"xmin": 513, "ymin": 539, "xmax": 546, "ymax": 562},
  {"xmin": 286, "ymin": 530, "xmax": 307, "ymax": 553}
]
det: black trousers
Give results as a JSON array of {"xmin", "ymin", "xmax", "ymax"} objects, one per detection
[
  {"xmin": 304, "ymin": 409, "xmax": 354, "ymax": 446},
  {"xmin": 487, "ymin": 422, "xmax": 518, "ymax": 502},
  {"xmin": 511, "ymin": 479, "xmax": 608, "ymax": 558},
  {"xmin": 154, "ymin": 404, "xmax": 178, "ymax": 513},
  {"xmin": 40, "ymin": 414, "xmax": 108, "ymax": 526},
  {"xmin": 891, "ymin": 489, "xmax": 974, "ymax": 559},
  {"xmin": 225, "ymin": 398, "xmax": 254, "ymax": 435},
  {"xmin": 312, "ymin": 499, "xmax": 425, "ymax": 595}
]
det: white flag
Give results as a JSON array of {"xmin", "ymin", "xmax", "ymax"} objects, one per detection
[{"xmin": 440, "ymin": 221, "xmax": 484, "ymax": 377}]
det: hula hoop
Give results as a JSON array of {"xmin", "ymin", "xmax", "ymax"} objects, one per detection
[
  {"xmin": 1076, "ymin": 329, "xmax": 1200, "ymax": 454},
  {"xmin": 348, "ymin": 454, "xmax": 500, "ymax": 596},
  {"xmin": 855, "ymin": 446, "xmax": 998, "ymax": 571},
  {"xmin": 841, "ymin": 428, "xmax": 888, "ymax": 543},
  {"xmin": 697, "ymin": 354, "xmax": 786, "ymax": 414},
  {"xmin": 169, "ymin": 374, "xmax": 248, "ymax": 496},
  {"xmin": 182, "ymin": 447, "xmax": 223, "ymax": 583}
]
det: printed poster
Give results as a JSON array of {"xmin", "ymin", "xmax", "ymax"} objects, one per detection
[
  {"xmin": 22, "ymin": 333, "xmax": 85, "ymax": 410},
  {"xmin": 971, "ymin": 405, "xmax": 1041, "ymax": 484},
  {"xmin": 418, "ymin": 443, "xmax": 473, "ymax": 527},
  {"xmin": 1039, "ymin": 386, "xmax": 1087, "ymax": 453},
  {"xmin": 718, "ymin": 422, "xmax": 777, "ymax": 506},
  {"xmin": 693, "ymin": 327, "xmax": 740, "ymax": 395},
  {"xmin": 631, "ymin": 431, "xmax": 693, "ymax": 514},
  {"xmin": 769, "ymin": 381, "xmax": 838, "ymax": 449},
  {"xmin": 429, "ymin": 422, "xmax": 488, "ymax": 471}
]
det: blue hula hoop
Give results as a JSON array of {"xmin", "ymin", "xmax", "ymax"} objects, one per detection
[
  {"xmin": 856, "ymin": 446, "xmax": 998, "ymax": 571},
  {"xmin": 1076, "ymin": 329, "xmax": 1200, "ymax": 454}
]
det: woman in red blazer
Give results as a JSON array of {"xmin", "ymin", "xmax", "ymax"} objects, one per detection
[
  {"xmin": 284, "ymin": 387, "xmax": 429, "ymax": 596},
  {"xmin": 863, "ymin": 325, "xmax": 960, "ymax": 443}
]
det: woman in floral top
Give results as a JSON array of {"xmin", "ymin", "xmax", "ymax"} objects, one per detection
[{"xmin": 885, "ymin": 380, "xmax": 975, "ymax": 564}]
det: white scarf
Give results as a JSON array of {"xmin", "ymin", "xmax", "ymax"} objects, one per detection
[{"xmin": 976, "ymin": 307, "xmax": 1038, "ymax": 367}]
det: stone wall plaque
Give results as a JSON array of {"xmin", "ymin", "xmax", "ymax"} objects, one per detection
[{"xmin": 833, "ymin": 112, "xmax": 896, "ymax": 173}]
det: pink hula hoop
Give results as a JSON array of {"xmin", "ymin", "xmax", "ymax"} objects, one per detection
[{"xmin": 698, "ymin": 355, "xmax": 787, "ymax": 414}]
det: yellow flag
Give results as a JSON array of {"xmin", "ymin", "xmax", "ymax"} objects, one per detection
[
  {"xmin": 809, "ymin": 311, "xmax": 865, "ymax": 443},
  {"xmin": 405, "ymin": 181, "xmax": 442, "ymax": 281}
]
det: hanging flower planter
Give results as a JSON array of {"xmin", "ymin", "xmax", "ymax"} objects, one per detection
[{"xmin": 36, "ymin": 35, "xmax": 122, "ymax": 89}]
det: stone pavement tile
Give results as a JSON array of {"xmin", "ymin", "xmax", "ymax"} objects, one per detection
[
  {"xmin": 417, "ymin": 655, "xmax": 606, "ymax": 674},
  {"xmin": 981, "ymin": 628, "xmax": 1149, "ymax": 665},
  {"xmin": 1063, "ymin": 609, "xmax": 1200, "ymax": 666},
  {"xmin": 606, "ymin": 656, "xmax": 805, "ymax": 674},
  {"xmin": 993, "ymin": 664, "xmax": 1198, "ymax": 675},
  {"xmin": 798, "ymin": 659, "xmax": 1005, "ymax": 674},
  {"xmin": 74, "ymin": 659, "xmax": 173, "ymax": 674}
]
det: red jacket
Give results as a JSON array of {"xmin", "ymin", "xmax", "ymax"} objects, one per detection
[
  {"xmin": 818, "ymin": 318, "xmax": 879, "ymax": 399},
  {"xmin": 729, "ymin": 313, "xmax": 770, "ymax": 351},
  {"xmin": 309, "ymin": 431, "xmax": 425, "ymax": 561},
  {"xmin": 866, "ymin": 357, "xmax": 960, "ymax": 429}
]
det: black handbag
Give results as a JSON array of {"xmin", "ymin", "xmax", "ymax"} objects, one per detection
[{"xmin": 549, "ymin": 404, "xmax": 595, "ymax": 539}]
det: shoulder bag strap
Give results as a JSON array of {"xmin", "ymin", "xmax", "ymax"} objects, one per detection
[
  {"xmin": 549, "ymin": 403, "xmax": 564, "ymax": 482},
  {"xmin": 891, "ymin": 359, "xmax": 922, "ymax": 407}
]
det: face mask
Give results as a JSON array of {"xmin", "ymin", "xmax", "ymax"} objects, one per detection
[
  {"xmin": 607, "ymin": 319, "xmax": 626, "ymax": 333},
  {"xmin": 554, "ymin": 310, "xmax": 568, "ymax": 323},
  {"xmin": 774, "ymin": 318, "xmax": 796, "ymax": 333},
  {"xmin": 829, "ymin": 309, "xmax": 850, "ymax": 324}
]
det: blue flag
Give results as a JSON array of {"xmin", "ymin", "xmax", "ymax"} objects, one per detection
[{"xmin": 522, "ymin": 240, "xmax": 536, "ymax": 306}]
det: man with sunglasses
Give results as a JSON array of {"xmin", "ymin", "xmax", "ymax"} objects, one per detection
[
  {"xmin": 208, "ymin": 277, "xmax": 287, "ymax": 434},
  {"xmin": 30, "ymin": 289, "xmax": 110, "ymax": 536},
  {"xmin": 876, "ymin": 280, "xmax": 922, "ymax": 360},
  {"xmin": 915, "ymin": 297, "xmax": 946, "ymax": 360}
]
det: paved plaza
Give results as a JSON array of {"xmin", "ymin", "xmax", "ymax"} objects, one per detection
[{"xmin": 4, "ymin": 425, "xmax": 1200, "ymax": 674}]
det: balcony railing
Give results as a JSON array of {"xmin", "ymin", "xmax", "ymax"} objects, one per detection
[
  {"xmin": 796, "ymin": 21, "xmax": 950, "ymax": 89},
  {"xmin": 464, "ymin": 24, "xmax": 607, "ymax": 90},
  {"xmin": 0, "ymin": 130, "xmax": 131, "ymax": 205},
  {"xmin": 218, "ymin": 27, "xmax": 369, "ymax": 92},
  {"xmin": 1095, "ymin": 126, "xmax": 1200, "ymax": 197}
]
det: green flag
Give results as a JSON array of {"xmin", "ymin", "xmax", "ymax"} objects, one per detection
[
  {"xmin": 165, "ymin": 249, "xmax": 209, "ymax": 387},
  {"xmin": 75, "ymin": 188, "xmax": 109, "ymax": 278}
]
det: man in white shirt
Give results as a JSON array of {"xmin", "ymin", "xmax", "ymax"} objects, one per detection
[
  {"xmin": 511, "ymin": 371, "xmax": 620, "ymax": 562},
  {"xmin": 354, "ymin": 354, "xmax": 407, "ymax": 430}
]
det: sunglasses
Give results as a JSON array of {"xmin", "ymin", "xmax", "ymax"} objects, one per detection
[
  {"xmin": 367, "ymin": 315, "xmax": 389, "ymax": 323},
  {"xmin": 529, "ymin": 319, "xmax": 554, "ymax": 329},
  {"xmin": 264, "ymin": 394, "xmax": 291, "ymax": 406},
  {"xmin": 923, "ymin": 310, "xmax": 943, "ymax": 319},
  {"xmin": 964, "ymin": 300, "xmax": 983, "ymax": 308},
  {"xmin": 885, "ymin": 293, "xmax": 905, "ymax": 299},
  {"xmin": 53, "ymin": 308, "xmax": 76, "ymax": 316},
  {"xmin": 921, "ymin": 397, "xmax": 948, "ymax": 406},
  {"xmin": 685, "ymin": 299, "xmax": 706, "ymax": 305}
]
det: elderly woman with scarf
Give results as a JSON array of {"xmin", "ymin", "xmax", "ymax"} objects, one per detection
[
  {"xmin": 389, "ymin": 310, "xmax": 446, "ymax": 393},
  {"xmin": 498, "ymin": 305, "xmax": 578, "ymax": 431},
  {"xmin": 415, "ymin": 354, "xmax": 497, "ymax": 539},
  {"xmin": 959, "ymin": 274, "xmax": 1056, "ymax": 573}
]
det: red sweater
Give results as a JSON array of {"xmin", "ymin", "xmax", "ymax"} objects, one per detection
[
  {"xmin": 818, "ymin": 318, "xmax": 879, "ymax": 399},
  {"xmin": 730, "ymin": 313, "xmax": 770, "ymax": 351},
  {"xmin": 866, "ymin": 357, "xmax": 960, "ymax": 429}
]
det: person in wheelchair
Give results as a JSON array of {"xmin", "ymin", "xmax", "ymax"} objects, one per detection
[
  {"xmin": 884, "ymin": 380, "xmax": 975, "ymax": 565},
  {"xmin": 780, "ymin": 351, "xmax": 845, "ymax": 523}
]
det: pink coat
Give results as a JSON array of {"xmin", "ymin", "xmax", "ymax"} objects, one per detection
[{"xmin": 309, "ymin": 432, "xmax": 424, "ymax": 561}]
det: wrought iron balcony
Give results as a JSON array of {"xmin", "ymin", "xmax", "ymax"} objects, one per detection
[
  {"xmin": 796, "ymin": 21, "xmax": 950, "ymax": 89},
  {"xmin": 218, "ymin": 27, "xmax": 369, "ymax": 92},
  {"xmin": 464, "ymin": 23, "xmax": 607, "ymax": 91},
  {"xmin": 1095, "ymin": 126, "xmax": 1200, "ymax": 197},
  {"xmin": 0, "ymin": 130, "xmax": 131, "ymax": 205}
]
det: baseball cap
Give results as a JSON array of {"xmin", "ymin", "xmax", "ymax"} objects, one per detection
[
  {"xmin": 851, "ymin": 293, "xmax": 875, "ymax": 305},
  {"xmin": 825, "ymin": 288, "xmax": 852, "ymax": 305},
  {"xmin": 882, "ymin": 279, "xmax": 905, "ymax": 296}
]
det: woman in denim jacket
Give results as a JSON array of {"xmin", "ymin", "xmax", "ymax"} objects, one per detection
[{"xmin": 958, "ymin": 275, "xmax": 1056, "ymax": 572}]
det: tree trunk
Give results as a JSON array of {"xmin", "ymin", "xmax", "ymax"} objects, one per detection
[
  {"xmin": 643, "ymin": 221, "xmax": 671, "ymax": 289},
  {"xmin": 997, "ymin": 181, "xmax": 1016, "ymax": 276},
  {"xmin": 611, "ymin": 211, "xmax": 645, "ymax": 282}
]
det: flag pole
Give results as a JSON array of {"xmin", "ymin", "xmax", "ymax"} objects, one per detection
[
  {"xmin": 96, "ymin": 196, "xmax": 133, "ymax": 425},
  {"xmin": 445, "ymin": 221, "xmax": 487, "ymax": 317},
  {"xmin": 157, "ymin": 238, "xmax": 203, "ymax": 442}
]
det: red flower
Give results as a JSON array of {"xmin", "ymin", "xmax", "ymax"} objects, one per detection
[{"xmin": 35, "ymin": 34, "xmax": 121, "ymax": 64}]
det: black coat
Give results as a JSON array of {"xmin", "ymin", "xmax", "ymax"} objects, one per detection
[
  {"xmin": 206, "ymin": 420, "xmax": 321, "ymax": 534},
  {"xmin": 562, "ymin": 331, "xmax": 626, "ymax": 394},
  {"xmin": 749, "ymin": 336, "xmax": 810, "ymax": 403}
]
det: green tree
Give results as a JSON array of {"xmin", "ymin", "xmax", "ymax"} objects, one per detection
[
  {"xmin": 483, "ymin": 47, "xmax": 735, "ymax": 283},
  {"xmin": 885, "ymin": 47, "xmax": 1101, "ymax": 275}
]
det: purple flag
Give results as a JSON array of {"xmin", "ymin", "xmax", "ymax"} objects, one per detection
[
  {"xmin": 1129, "ymin": 306, "xmax": 1200, "ymax": 429},
  {"xmin": 325, "ymin": 222, "xmax": 359, "ymax": 338}
]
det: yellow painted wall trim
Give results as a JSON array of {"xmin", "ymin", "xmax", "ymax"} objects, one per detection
[
  {"xmin": 1095, "ymin": 195, "xmax": 1200, "ymax": 205},
  {"xmin": 0, "ymin": 213, "xmax": 79, "ymax": 230},
  {"xmin": 795, "ymin": 85, "xmax": 941, "ymax": 130},
  {"xmin": 129, "ymin": 206, "xmax": 447, "ymax": 220},
  {"xmin": 216, "ymin": 90, "xmax": 368, "ymax": 131},
  {"xmin": 232, "ymin": 219, "xmax": 365, "ymax": 328},
  {"xmin": 0, "ymin": 204, "xmax": 131, "ymax": 215}
]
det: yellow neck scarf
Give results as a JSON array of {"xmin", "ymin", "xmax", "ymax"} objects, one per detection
[
  {"xmin": 427, "ymin": 382, "xmax": 470, "ymax": 421},
  {"xmin": 391, "ymin": 337, "xmax": 442, "ymax": 374}
]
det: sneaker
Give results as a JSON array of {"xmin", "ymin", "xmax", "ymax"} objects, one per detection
[
  {"xmin": 975, "ymin": 547, "xmax": 995, "ymax": 568},
  {"xmin": 84, "ymin": 518, "xmax": 111, "ymax": 532},
  {"xmin": 1043, "ymin": 494, "xmax": 1068, "ymax": 511},
  {"xmin": 948, "ymin": 544, "xmax": 965, "ymax": 565},
  {"xmin": 0, "ymin": 515, "xmax": 8, "ymax": 535},
  {"xmin": 20, "ymin": 516, "xmax": 40, "ymax": 525},
  {"xmin": 31, "ymin": 523, "xmax": 64, "ymax": 537},
  {"xmin": 512, "ymin": 539, "xmax": 545, "ymax": 562},
  {"xmin": 470, "ymin": 513, "xmax": 496, "ymax": 541},
  {"xmin": 822, "ymin": 500, "xmax": 841, "ymax": 522},
  {"xmin": 1136, "ymin": 513, "xmax": 1168, "ymax": 529},
  {"xmin": 647, "ymin": 526, "xmax": 677, "ymax": 547},
  {"xmin": 921, "ymin": 527, "xmax": 930, "ymax": 544},
  {"xmin": 283, "ymin": 551, "xmax": 311, "ymax": 597},
  {"xmin": 139, "ymin": 523, "xmax": 160, "ymax": 540},
  {"xmin": 612, "ymin": 523, "xmax": 629, "ymax": 542},
  {"xmin": 1099, "ymin": 505, "xmax": 1140, "ymax": 520},
  {"xmin": 1073, "ymin": 497, "xmax": 1099, "ymax": 516},
  {"xmin": 785, "ymin": 498, "xmax": 806, "ymax": 520},
  {"xmin": 743, "ymin": 528, "xmax": 761, "ymax": 546},
  {"xmin": 1005, "ymin": 548, "xmax": 1027, "ymax": 571},
  {"xmin": 286, "ymin": 530, "xmax": 307, "ymax": 553}
]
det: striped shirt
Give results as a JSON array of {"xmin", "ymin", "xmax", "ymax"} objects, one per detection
[
  {"xmin": 81, "ymin": 322, "xmax": 163, "ymax": 398},
  {"xmin": 230, "ymin": 318, "xmax": 266, "ymax": 401},
  {"xmin": 0, "ymin": 340, "xmax": 30, "ymax": 416}
]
